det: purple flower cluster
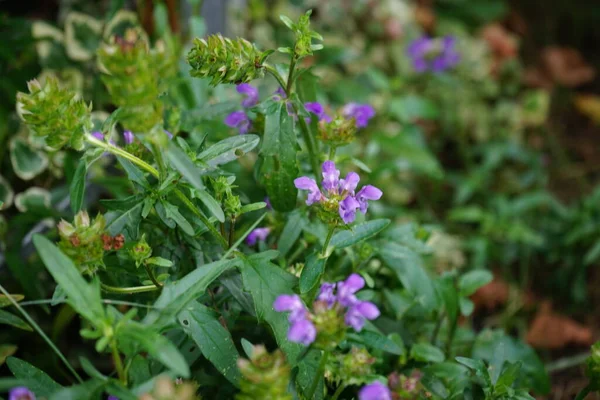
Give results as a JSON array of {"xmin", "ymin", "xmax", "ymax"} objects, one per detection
[
  {"xmin": 406, "ymin": 35, "xmax": 460, "ymax": 73},
  {"xmin": 305, "ymin": 102, "xmax": 375, "ymax": 128},
  {"xmin": 273, "ymin": 294, "xmax": 316, "ymax": 345},
  {"xmin": 294, "ymin": 161, "xmax": 382, "ymax": 224},
  {"xmin": 318, "ymin": 273, "xmax": 380, "ymax": 331},
  {"xmin": 224, "ymin": 84, "xmax": 259, "ymax": 134},
  {"xmin": 9, "ymin": 387, "xmax": 35, "ymax": 400},
  {"xmin": 359, "ymin": 381, "xmax": 392, "ymax": 400},
  {"xmin": 246, "ymin": 227, "xmax": 271, "ymax": 246}
]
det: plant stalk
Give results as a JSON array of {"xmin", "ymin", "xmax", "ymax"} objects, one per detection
[
  {"xmin": 111, "ymin": 340, "xmax": 127, "ymax": 385},
  {"xmin": 306, "ymin": 350, "xmax": 328, "ymax": 399},
  {"xmin": 322, "ymin": 226, "xmax": 336, "ymax": 256},
  {"xmin": 100, "ymin": 282, "xmax": 159, "ymax": 294},
  {"xmin": 143, "ymin": 264, "xmax": 163, "ymax": 288}
]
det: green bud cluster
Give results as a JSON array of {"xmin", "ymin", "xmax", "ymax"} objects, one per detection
[
  {"xmin": 16, "ymin": 77, "xmax": 92, "ymax": 151},
  {"xmin": 187, "ymin": 34, "xmax": 272, "ymax": 86},
  {"xmin": 317, "ymin": 116, "xmax": 357, "ymax": 147},
  {"xmin": 211, "ymin": 176, "xmax": 241, "ymax": 218},
  {"xmin": 236, "ymin": 345, "xmax": 292, "ymax": 400},
  {"xmin": 586, "ymin": 342, "xmax": 600, "ymax": 388},
  {"xmin": 128, "ymin": 234, "xmax": 152, "ymax": 268},
  {"xmin": 326, "ymin": 347, "xmax": 376, "ymax": 387},
  {"xmin": 57, "ymin": 211, "xmax": 107, "ymax": 274},
  {"xmin": 97, "ymin": 28, "xmax": 177, "ymax": 132},
  {"xmin": 139, "ymin": 376, "xmax": 201, "ymax": 400},
  {"xmin": 280, "ymin": 11, "xmax": 323, "ymax": 57},
  {"xmin": 312, "ymin": 301, "xmax": 347, "ymax": 350},
  {"xmin": 388, "ymin": 371, "xmax": 423, "ymax": 399}
]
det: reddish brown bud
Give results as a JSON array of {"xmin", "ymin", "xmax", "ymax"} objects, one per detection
[
  {"xmin": 70, "ymin": 234, "xmax": 81, "ymax": 247},
  {"xmin": 112, "ymin": 234, "xmax": 125, "ymax": 250},
  {"xmin": 101, "ymin": 234, "xmax": 113, "ymax": 251}
]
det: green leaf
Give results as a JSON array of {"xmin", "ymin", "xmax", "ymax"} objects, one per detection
[
  {"xmin": 146, "ymin": 257, "xmax": 173, "ymax": 267},
  {"xmin": 178, "ymin": 302, "xmax": 241, "ymax": 386},
  {"xmin": 389, "ymin": 95, "xmax": 439, "ymax": 122},
  {"xmin": 166, "ymin": 142, "xmax": 225, "ymax": 222},
  {"xmin": 260, "ymin": 102, "xmax": 299, "ymax": 212},
  {"xmin": 49, "ymin": 379, "xmax": 106, "ymax": 400},
  {"xmin": 329, "ymin": 219, "xmax": 390, "ymax": 250},
  {"xmin": 238, "ymin": 252, "xmax": 303, "ymax": 362},
  {"xmin": 0, "ymin": 309, "xmax": 32, "ymax": 331},
  {"xmin": 7, "ymin": 357, "xmax": 62, "ymax": 396},
  {"xmin": 32, "ymin": 235, "xmax": 105, "ymax": 323},
  {"xmin": 0, "ymin": 294, "xmax": 24, "ymax": 308},
  {"xmin": 299, "ymin": 252, "xmax": 326, "ymax": 294},
  {"xmin": 9, "ymin": 137, "xmax": 48, "ymax": 180},
  {"xmin": 117, "ymin": 158, "xmax": 149, "ymax": 188},
  {"xmin": 347, "ymin": 330, "xmax": 406, "ymax": 356},
  {"xmin": 380, "ymin": 241, "xmax": 439, "ymax": 312},
  {"xmin": 0, "ymin": 344, "xmax": 17, "ymax": 365},
  {"xmin": 277, "ymin": 209, "xmax": 306, "ymax": 257},
  {"xmin": 458, "ymin": 270, "xmax": 493, "ymax": 296},
  {"xmin": 118, "ymin": 323, "xmax": 190, "ymax": 377},
  {"xmin": 197, "ymin": 134, "xmax": 260, "ymax": 168},
  {"xmin": 144, "ymin": 258, "xmax": 239, "ymax": 329},
  {"xmin": 163, "ymin": 201, "xmax": 195, "ymax": 236},
  {"xmin": 435, "ymin": 275, "xmax": 459, "ymax": 334},
  {"xmin": 410, "ymin": 343, "xmax": 445, "ymax": 363},
  {"xmin": 105, "ymin": 202, "xmax": 143, "ymax": 237},
  {"xmin": 239, "ymin": 201, "xmax": 267, "ymax": 215},
  {"xmin": 14, "ymin": 187, "xmax": 51, "ymax": 212},
  {"xmin": 69, "ymin": 160, "xmax": 86, "ymax": 213},
  {"xmin": 584, "ymin": 239, "xmax": 600, "ymax": 265}
]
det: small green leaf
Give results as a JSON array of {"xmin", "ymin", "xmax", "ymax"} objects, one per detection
[
  {"xmin": 0, "ymin": 309, "xmax": 32, "ymax": 331},
  {"xmin": 69, "ymin": 160, "xmax": 86, "ymax": 213},
  {"xmin": 146, "ymin": 257, "xmax": 173, "ymax": 267},
  {"xmin": 330, "ymin": 219, "xmax": 390, "ymax": 250},
  {"xmin": 277, "ymin": 209, "xmax": 306, "ymax": 257},
  {"xmin": 7, "ymin": 357, "xmax": 63, "ymax": 396},
  {"xmin": 410, "ymin": 343, "xmax": 445, "ymax": 363},
  {"xmin": 239, "ymin": 202, "xmax": 267, "ymax": 215},
  {"xmin": 0, "ymin": 344, "xmax": 17, "ymax": 365},
  {"xmin": 49, "ymin": 378, "xmax": 106, "ymax": 400},
  {"xmin": 179, "ymin": 302, "xmax": 241, "ymax": 386},
  {"xmin": 10, "ymin": 137, "xmax": 48, "ymax": 180},
  {"xmin": 0, "ymin": 174, "xmax": 13, "ymax": 209},
  {"xmin": 197, "ymin": 134, "xmax": 260, "ymax": 168},
  {"xmin": 299, "ymin": 252, "xmax": 326, "ymax": 294},
  {"xmin": 14, "ymin": 187, "xmax": 51, "ymax": 212},
  {"xmin": 458, "ymin": 270, "xmax": 493, "ymax": 296},
  {"xmin": 347, "ymin": 331, "xmax": 406, "ymax": 356},
  {"xmin": 0, "ymin": 294, "xmax": 24, "ymax": 308},
  {"xmin": 163, "ymin": 201, "xmax": 195, "ymax": 236}
]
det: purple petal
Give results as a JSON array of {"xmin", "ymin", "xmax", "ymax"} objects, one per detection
[
  {"xmin": 339, "ymin": 172, "xmax": 360, "ymax": 194},
  {"xmin": 305, "ymin": 102, "xmax": 324, "ymax": 115},
  {"xmin": 246, "ymin": 227, "xmax": 271, "ymax": 246},
  {"xmin": 345, "ymin": 305, "xmax": 367, "ymax": 331},
  {"xmin": 356, "ymin": 185, "xmax": 383, "ymax": 213},
  {"xmin": 9, "ymin": 387, "xmax": 36, "ymax": 400},
  {"xmin": 225, "ymin": 111, "xmax": 251, "ymax": 134},
  {"xmin": 317, "ymin": 282, "xmax": 337, "ymax": 307},
  {"xmin": 274, "ymin": 294, "xmax": 303, "ymax": 313},
  {"xmin": 237, "ymin": 83, "xmax": 259, "ymax": 108},
  {"xmin": 264, "ymin": 196, "xmax": 272, "ymax": 210},
  {"xmin": 288, "ymin": 318, "xmax": 316, "ymax": 345},
  {"xmin": 339, "ymin": 195, "xmax": 360, "ymax": 224},
  {"xmin": 164, "ymin": 130, "xmax": 173, "ymax": 140},
  {"xmin": 91, "ymin": 131, "xmax": 104, "ymax": 141},
  {"xmin": 358, "ymin": 382, "xmax": 392, "ymax": 400},
  {"xmin": 123, "ymin": 130, "xmax": 134, "ymax": 144},
  {"xmin": 322, "ymin": 160, "xmax": 340, "ymax": 193},
  {"xmin": 342, "ymin": 103, "xmax": 375, "ymax": 128},
  {"xmin": 406, "ymin": 37, "xmax": 432, "ymax": 58},
  {"xmin": 356, "ymin": 301, "xmax": 380, "ymax": 320},
  {"xmin": 272, "ymin": 87, "xmax": 286, "ymax": 101},
  {"xmin": 294, "ymin": 177, "xmax": 322, "ymax": 205},
  {"xmin": 337, "ymin": 273, "xmax": 364, "ymax": 306}
]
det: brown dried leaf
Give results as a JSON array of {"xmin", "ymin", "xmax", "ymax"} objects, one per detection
[
  {"xmin": 542, "ymin": 47, "xmax": 596, "ymax": 87},
  {"xmin": 471, "ymin": 276, "xmax": 510, "ymax": 310},
  {"xmin": 575, "ymin": 95, "xmax": 600, "ymax": 125},
  {"xmin": 481, "ymin": 24, "xmax": 518, "ymax": 60},
  {"xmin": 526, "ymin": 301, "xmax": 594, "ymax": 349}
]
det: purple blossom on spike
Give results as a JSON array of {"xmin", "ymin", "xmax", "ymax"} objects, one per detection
[
  {"xmin": 123, "ymin": 130, "xmax": 134, "ymax": 145},
  {"xmin": 321, "ymin": 160, "xmax": 340, "ymax": 194},
  {"xmin": 225, "ymin": 111, "xmax": 251, "ymax": 134},
  {"xmin": 359, "ymin": 381, "xmax": 392, "ymax": 400},
  {"xmin": 294, "ymin": 177, "xmax": 322, "ymax": 205},
  {"xmin": 342, "ymin": 103, "xmax": 375, "ymax": 128},
  {"xmin": 274, "ymin": 294, "xmax": 316, "ymax": 345},
  {"xmin": 288, "ymin": 318, "xmax": 317, "ymax": 345},
  {"xmin": 91, "ymin": 131, "xmax": 104, "ymax": 141},
  {"xmin": 317, "ymin": 282, "xmax": 337, "ymax": 307},
  {"xmin": 107, "ymin": 397, "xmax": 119, "ymax": 400},
  {"xmin": 340, "ymin": 172, "xmax": 360, "ymax": 194},
  {"xmin": 273, "ymin": 87, "xmax": 286, "ymax": 101},
  {"xmin": 336, "ymin": 273, "xmax": 364, "ymax": 306},
  {"xmin": 264, "ymin": 197, "xmax": 272, "ymax": 210},
  {"xmin": 345, "ymin": 301, "xmax": 380, "ymax": 331},
  {"xmin": 339, "ymin": 195, "xmax": 360, "ymax": 224},
  {"xmin": 305, "ymin": 102, "xmax": 332, "ymax": 123},
  {"xmin": 406, "ymin": 35, "xmax": 460, "ymax": 73},
  {"xmin": 164, "ymin": 130, "xmax": 173, "ymax": 140},
  {"xmin": 246, "ymin": 227, "xmax": 270, "ymax": 246},
  {"xmin": 237, "ymin": 83, "xmax": 259, "ymax": 108},
  {"xmin": 9, "ymin": 387, "xmax": 36, "ymax": 400},
  {"xmin": 356, "ymin": 185, "xmax": 383, "ymax": 214}
]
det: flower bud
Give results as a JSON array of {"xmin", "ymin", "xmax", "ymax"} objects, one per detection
[
  {"xmin": 16, "ymin": 77, "xmax": 92, "ymax": 150},
  {"xmin": 129, "ymin": 234, "xmax": 152, "ymax": 268},
  {"xmin": 316, "ymin": 116, "xmax": 357, "ymax": 147},
  {"xmin": 236, "ymin": 345, "xmax": 292, "ymax": 400},
  {"xmin": 328, "ymin": 347, "xmax": 376, "ymax": 387},
  {"xmin": 58, "ymin": 212, "xmax": 108, "ymax": 274},
  {"xmin": 139, "ymin": 376, "xmax": 200, "ymax": 400}
]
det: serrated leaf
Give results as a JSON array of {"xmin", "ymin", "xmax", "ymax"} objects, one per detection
[
  {"xmin": 329, "ymin": 219, "xmax": 390, "ymax": 250},
  {"xmin": 178, "ymin": 302, "xmax": 241, "ymax": 386},
  {"xmin": 7, "ymin": 357, "xmax": 63, "ymax": 396}
]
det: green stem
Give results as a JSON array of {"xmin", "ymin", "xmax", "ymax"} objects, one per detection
[
  {"xmin": 151, "ymin": 142, "xmax": 167, "ymax": 179},
  {"xmin": 322, "ymin": 226, "xmax": 336, "ymax": 256},
  {"xmin": 430, "ymin": 311, "xmax": 445, "ymax": 345},
  {"xmin": 143, "ymin": 264, "xmax": 163, "ymax": 288},
  {"xmin": 0, "ymin": 284, "xmax": 84, "ymax": 383},
  {"xmin": 306, "ymin": 350, "xmax": 328, "ymax": 399},
  {"xmin": 286, "ymin": 55, "xmax": 298, "ymax": 94},
  {"xmin": 86, "ymin": 135, "xmax": 159, "ymax": 178},
  {"xmin": 111, "ymin": 340, "xmax": 127, "ymax": 385},
  {"xmin": 328, "ymin": 146, "xmax": 337, "ymax": 161},
  {"xmin": 264, "ymin": 65, "xmax": 287, "ymax": 91},
  {"xmin": 331, "ymin": 384, "xmax": 347, "ymax": 400},
  {"xmin": 173, "ymin": 189, "xmax": 228, "ymax": 247},
  {"xmin": 100, "ymin": 282, "xmax": 159, "ymax": 294},
  {"xmin": 228, "ymin": 217, "xmax": 236, "ymax": 248},
  {"xmin": 575, "ymin": 385, "xmax": 592, "ymax": 400}
]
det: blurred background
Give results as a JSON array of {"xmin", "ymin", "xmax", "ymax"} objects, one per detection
[{"xmin": 1, "ymin": 0, "xmax": 600, "ymax": 398}]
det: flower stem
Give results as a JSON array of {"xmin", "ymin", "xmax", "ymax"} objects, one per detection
[
  {"xmin": 111, "ymin": 340, "xmax": 127, "ymax": 385},
  {"xmin": 306, "ymin": 350, "xmax": 328, "ymax": 399},
  {"xmin": 331, "ymin": 384, "xmax": 347, "ymax": 400},
  {"xmin": 143, "ymin": 264, "xmax": 163, "ymax": 289},
  {"xmin": 150, "ymin": 142, "xmax": 167, "ymax": 179},
  {"xmin": 286, "ymin": 55, "xmax": 298, "ymax": 94},
  {"xmin": 173, "ymin": 189, "xmax": 229, "ymax": 248},
  {"xmin": 100, "ymin": 282, "xmax": 159, "ymax": 294},
  {"xmin": 328, "ymin": 146, "xmax": 337, "ymax": 161},
  {"xmin": 85, "ymin": 135, "xmax": 159, "ymax": 178},
  {"xmin": 322, "ymin": 226, "xmax": 336, "ymax": 256}
]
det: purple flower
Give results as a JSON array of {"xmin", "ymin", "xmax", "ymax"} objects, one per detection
[
  {"xmin": 406, "ymin": 35, "xmax": 460, "ymax": 73},
  {"xmin": 288, "ymin": 318, "xmax": 317, "ymax": 345},
  {"xmin": 356, "ymin": 185, "xmax": 383, "ymax": 214},
  {"xmin": 359, "ymin": 381, "xmax": 392, "ymax": 400},
  {"xmin": 264, "ymin": 196, "xmax": 272, "ymax": 210},
  {"xmin": 237, "ymin": 83, "xmax": 259, "ymax": 108},
  {"xmin": 107, "ymin": 397, "xmax": 119, "ymax": 400},
  {"xmin": 123, "ymin": 130, "xmax": 134, "ymax": 145},
  {"xmin": 225, "ymin": 111, "xmax": 251, "ymax": 134},
  {"xmin": 321, "ymin": 160, "xmax": 340, "ymax": 193},
  {"xmin": 274, "ymin": 294, "xmax": 316, "ymax": 345},
  {"xmin": 339, "ymin": 195, "xmax": 360, "ymax": 224},
  {"xmin": 336, "ymin": 273, "xmax": 364, "ymax": 306},
  {"xmin": 294, "ymin": 177, "xmax": 322, "ymax": 205},
  {"xmin": 164, "ymin": 130, "xmax": 173, "ymax": 140},
  {"xmin": 317, "ymin": 282, "xmax": 337, "ymax": 307},
  {"xmin": 246, "ymin": 227, "xmax": 270, "ymax": 246},
  {"xmin": 272, "ymin": 87, "xmax": 286, "ymax": 101},
  {"xmin": 91, "ymin": 131, "xmax": 104, "ymax": 141},
  {"xmin": 9, "ymin": 387, "xmax": 35, "ymax": 400},
  {"xmin": 339, "ymin": 172, "xmax": 360, "ymax": 194},
  {"xmin": 345, "ymin": 301, "xmax": 380, "ymax": 331},
  {"xmin": 342, "ymin": 103, "xmax": 375, "ymax": 128},
  {"xmin": 305, "ymin": 102, "xmax": 332, "ymax": 123}
]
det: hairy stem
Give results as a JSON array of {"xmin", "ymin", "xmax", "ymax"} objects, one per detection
[
  {"xmin": 111, "ymin": 340, "xmax": 127, "ymax": 385},
  {"xmin": 144, "ymin": 264, "xmax": 163, "ymax": 288},
  {"xmin": 322, "ymin": 226, "xmax": 336, "ymax": 256},
  {"xmin": 100, "ymin": 282, "xmax": 159, "ymax": 294},
  {"xmin": 86, "ymin": 135, "xmax": 159, "ymax": 178},
  {"xmin": 173, "ymin": 189, "xmax": 228, "ymax": 247}
]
